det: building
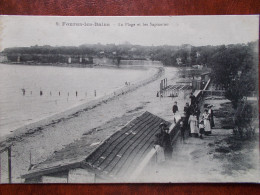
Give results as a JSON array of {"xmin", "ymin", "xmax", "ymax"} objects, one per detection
[
  {"xmin": 22, "ymin": 112, "xmax": 181, "ymax": 183},
  {"xmin": 0, "ymin": 53, "xmax": 8, "ymax": 62},
  {"xmin": 3, "ymin": 53, "xmax": 93, "ymax": 66}
]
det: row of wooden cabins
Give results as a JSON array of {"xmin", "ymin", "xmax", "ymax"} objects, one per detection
[
  {"xmin": 1, "ymin": 53, "xmax": 94, "ymax": 65},
  {"xmin": 0, "ymin": 53, "xmax": 162, "ymax": 67}
]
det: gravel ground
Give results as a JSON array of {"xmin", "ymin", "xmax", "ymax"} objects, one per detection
[{"xmin": 137, "ymin": 98, "xmax": 259, "ymax": 183}]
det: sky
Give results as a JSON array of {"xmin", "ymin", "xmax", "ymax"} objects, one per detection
[{"xmin": 0, "ymin": 15, "xmax": 259, "ymax": 51}]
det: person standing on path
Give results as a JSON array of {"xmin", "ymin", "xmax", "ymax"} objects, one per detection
[
  {"xmin": 163, "ymin": 129, "xmax": 173, "ymax": 160},
  {"xmin": 22, "ymin": 88, "xmax": 26, "ymax": 96},
  {"xmin": 194, "ymin": 103, "xmax": 201, "ymax": 121},
  {"xmin": 199, "ymin": 120, "xmax": 205, "ymax": 139},
  {"xmin": 160, "ymin": 123, "xmax": 173, "ymax": 160},
  {"xmin": 208, "ymin": 105, "xmax": 215, "ymax": 128},
  {"xmin": 183, "ymin": 102, "xmax": 190, "ymax": 130},
  {"xmin": 189, "ymin": 92, "xmax": 196, "ymax": 106},
  {"xmin": 202, "ymin": 109, "xmax": 211, "ymax": 135},
  {"xmin": 172, "ymin": 101, "xmax": 178, "ymax": 123},
  {"xmin": 154, "ymin": 125, "xmax": 165, "ymax": 163},
  {"xmin": 184, "ymin": 102, "xmax": 190, "ymax": 117},
  {"xmin": 155, "ymin": 123, "xmax": 173, "ymax": 160},
  {"xmin": 188, "ymin": 113, "xmax": 199, "ymax": 137},
  {"xmin": 154, "ymin": 123, "xmax": 171, "ymax": 163}
]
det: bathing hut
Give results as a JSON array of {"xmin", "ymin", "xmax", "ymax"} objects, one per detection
[{"xmin": 22, "ymin": 112, "xmax": 181, "ymax": 183}]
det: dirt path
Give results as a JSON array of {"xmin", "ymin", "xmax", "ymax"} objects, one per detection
[
  {"xmin": 137, "ymin": 98, "xmax": 259, "ymax": 182},
  {"xmin": 141, "ymin": 128, "xmax": 259, "ymax": 182}
]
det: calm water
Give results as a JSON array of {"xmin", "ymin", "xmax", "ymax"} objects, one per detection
[{"xmin": 0, "ymin": 64, "xmax": 153, "ymax": 137}]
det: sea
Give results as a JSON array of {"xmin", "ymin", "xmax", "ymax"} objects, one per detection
[{"xmin": 0, "ymin": 64, "xmax": 155, "ymax": 137}]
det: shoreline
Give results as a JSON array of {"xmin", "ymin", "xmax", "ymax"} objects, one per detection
[
  {"xmin": 0, "ymin": 66, "xmax": 181, "ymax": 183},
  {"xmin": 0, "ymin": 62, "xmax": 163, "ymax": 70},
  {"xmin": 0, "ymin": 65, "xmax": 164, "ymax": 148}
]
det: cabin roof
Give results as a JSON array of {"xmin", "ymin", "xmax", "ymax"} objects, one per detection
[
  {"xmin": 83, "ymin": 111, "xmax": 170, "ymax": 179},
  {"xmin": 22, "ymin": 111, "xmax": 170, "ymax": 180}
]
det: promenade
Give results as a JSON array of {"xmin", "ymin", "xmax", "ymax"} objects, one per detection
[{"xmin": 137, "ymin": 95, "xmax": 259, "ymax": 182}]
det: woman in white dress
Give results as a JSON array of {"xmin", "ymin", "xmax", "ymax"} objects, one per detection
[
  {"xmin": 202, "ymin": 109, "xmax": 211, "ymax": 135},
  {"xmin": 188, "ymin": 113, "xmax": 199, "ymax": 137}
]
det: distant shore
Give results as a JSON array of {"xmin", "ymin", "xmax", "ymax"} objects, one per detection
[
  {"xmin": 0, "ymin": 60, "xmax": 163, "ymax": 69},
  {"xmin": 0, "ymin": 62, "xmax": 120, "ymax": 68},
  {"xmin": 1, "ymin": 61, "xmax": 93, "ymax": 68}
]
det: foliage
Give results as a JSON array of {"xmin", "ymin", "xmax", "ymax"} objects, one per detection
[
  {"xmin": 210, "ymin": 42, "xmax": 258, "ymax": 108},
  {"xmin": 233, "ymin": 102, "xmax": 257, "ymax": 139},
  {"xmin": 2, "ymin": 42, "xmax": 258, "ymax": 105}
]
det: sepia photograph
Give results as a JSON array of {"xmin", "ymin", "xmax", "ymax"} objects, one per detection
[{"xmin": 0, "ymin": 15, "xmax": 259, "ymax": 183}]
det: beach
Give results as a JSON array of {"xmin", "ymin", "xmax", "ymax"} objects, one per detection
[
  {"xmin": 1, "ymin": 65, "xmax": 258, "ymax": 183},
  {"xmin": 0, "ymin": 63, "xmax": 158, "ymax": 137},
  {"xmin": 0, "ymin": 65, "xmax": 185, "ymax": 182}
]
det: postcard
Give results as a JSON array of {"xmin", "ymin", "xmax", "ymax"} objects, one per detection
[{"xmin": 0, "ymin": 15, "xmax": 259, "ymax": 183}]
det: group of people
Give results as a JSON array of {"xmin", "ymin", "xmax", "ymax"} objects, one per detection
[
  {"xmin": 183, "ymin": 93, "xmax": 215, "ymax": 139},
  {"xmin": 154, "ymin": 92, "xmax": 215, "ymax": 162}
]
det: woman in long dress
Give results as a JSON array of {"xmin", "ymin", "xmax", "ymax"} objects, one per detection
[
  {"xmin": 202, "ymin": 109, "xmax": 211, "ymax": 135},
  {"xmin": 188, "ymin": 113, "xmax": 199, "ymax": 137},
  {"xmin": 208, "ymin": 105, "xmax": 215, "ymax": 128},
  {"xmin": 154, "ymin": 124, "xmax": 166, "ymax": 163}
]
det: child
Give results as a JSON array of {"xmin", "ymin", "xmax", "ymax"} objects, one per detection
[{"xmin": 199, "ymin": 120, "xmax": 204, "ymax": 139}]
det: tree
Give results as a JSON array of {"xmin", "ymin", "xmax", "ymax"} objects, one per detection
[{"xmin": 210, "ymin": 42, "xmax": 258, "ymax": 108}]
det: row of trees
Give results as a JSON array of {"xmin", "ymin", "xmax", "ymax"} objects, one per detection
[
  {"xmin": 207, "ymin": 42, "xmax": 258, "ymax": 140},
  {"xmin": 2, "ymin": 42, "xmax": 258, "ymax": 102},
  {"xmin": 0, "ymin": 43, "xmax": 226, "ymax": 66},
  {"xmin": 2, "ymin": 41, "xmax": 258, "ymax": 108},
  {"xmin": 209, "ymin": 42, "xmax": 258, "ymax": 108}
]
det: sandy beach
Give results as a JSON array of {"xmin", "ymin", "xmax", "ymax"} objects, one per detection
[{"xmin": 0, "ymin": 65, "xmax": 186, "ymax": 182}]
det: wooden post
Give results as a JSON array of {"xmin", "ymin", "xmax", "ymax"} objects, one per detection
[
  {"xmin": 7, "ymin": 146, "xmax": 11, "ymax": 183},
  {"xmin": 29, "ymin": 151, "xmax": 32, "ymax": 168},
  {"xmin": 160, "ymin": 81, "xmax": 162, "ymax": 98},
  {"xmin": 163, "ymin": 79, "xmax": 165, "ymax": 89},
  {"xmin": 162, "ymin": 79, "xmax": 164, "ymax": 89},
  {"xmin": 165, "ymin": 79, "xmax": 167, "ymax": 96},
  {"xmin": 163, "ymin": 79, "xmax": 165, "ymax": 97}
]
